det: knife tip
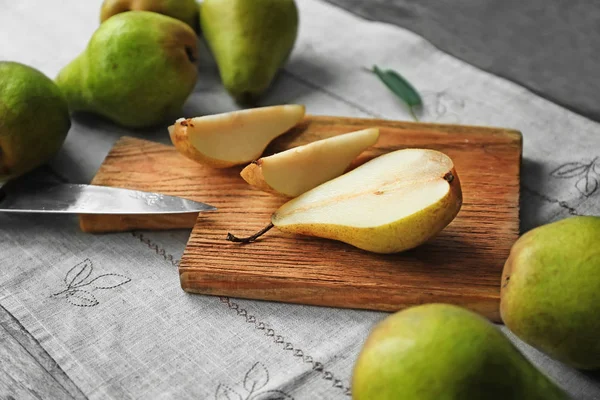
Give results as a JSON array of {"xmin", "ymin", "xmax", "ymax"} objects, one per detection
[{"xmin": 185, "ymin": 199, "xmax": 217, "ymax": 213}]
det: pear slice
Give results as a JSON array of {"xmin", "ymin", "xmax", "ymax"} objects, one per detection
[
  {"xmin": 169, "ymin": 104, "xmax": 305, "ymax": 168},
  {"xmin": 240, "ymin": 128, "xmax": 380, "ymax": 197},
  {"xmin": 228, "ymin": 149, "xmax": 462, "ymax": 254}
]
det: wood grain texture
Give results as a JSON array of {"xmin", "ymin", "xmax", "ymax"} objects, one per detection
[{"xmin": 85, "ymin": 115, "xmax": 521, "ymax": 321}]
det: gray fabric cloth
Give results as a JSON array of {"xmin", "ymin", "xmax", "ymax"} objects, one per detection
[
  {"xmin": 1, "ymin": 0, "xmax": 599, "ymax": 399},
  {"xmin": 325, "ymin": 0, "xmax": 600, "ymax": 123}
]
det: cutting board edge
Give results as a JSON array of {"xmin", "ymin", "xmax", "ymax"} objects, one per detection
[
  {"xmin": 303, "ymin": 114, "xmax": 523, "ymax": 141},
  {"xmin": 179, "ymin": 275, "xmax": 502, "ymax": 323}
]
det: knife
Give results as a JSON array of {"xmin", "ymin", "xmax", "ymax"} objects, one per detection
[{"xmin": 0, "ymin": 182, "xmax": 216, "ymax": 215}]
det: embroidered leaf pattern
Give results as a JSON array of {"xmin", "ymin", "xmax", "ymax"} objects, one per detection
[
  {"xmin": 244, "ymin": 362, "xmax": 269, "ymax": 392},
  {"xmin": 53, "ymin": 259, "xmax": 131, "ymax": 307},
  {"xmin": 550, "ymin": 157, "xmax": 599, "ymax": 198},
  {"xmin": 251, "ymin": 390, "xmax": 294, "ymax": 400},
  {"xmin": 576, "ymin": 175, "xmax": 598, "ymax": 197},
  {"xmin": 215, "ymin": 384, "xmax": 243, "ymax": 400},
  {"xmin": 86, "ymin": 274, "xmax": 131, "ymax": 289},
  {"xmin": 216, "ymin": 362, "xmax": 293, "ymax": 400},
  {"xmin": 64, "ymin": 258, "xmax": 93, "ymax": 287},
  {"xmin": 420, "ymin": 91, "xmax": 465, "ymax": 123},
  {"xmin": 66, "ymin": 290, "xmax": 99, "ymax": 307},
  {"xmin": 550, "ymin": 162, "xmax": 589, "ymax": 178}
]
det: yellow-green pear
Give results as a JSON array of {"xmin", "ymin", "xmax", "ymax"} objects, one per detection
[
  {"xmin": 352, "ymin": 304, "xmax": 568, "ymax": 400},
  {"xmin": 501, "ymin": 216, "xmax": 600, "ymax": 370},
  {"xmin": 56, "ymin": 11, "xmax": 199, "ymax": 129},
  {"xmin": 200, "ymin": 0, "xmax": 299, "ymax": 104},
  {"xmin": 0, "ymin": 62, "xmax": 70, "ymax": 184},
  {"xmin": 228, "ymin": 149, "xmax": 462, "ymax": 254},
  {"xmin": 100, "ymin": 0, "xmax": 199, "ymax": 31}
]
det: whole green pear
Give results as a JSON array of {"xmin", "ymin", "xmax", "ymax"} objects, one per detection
[
  {"xmin": 352, "ymin": 304, "xmax": 568, "ymax": 400},
  {"xmin": 100, "ymin": 0, "xmax": 199, "ymax": 32},
  {"xmin": 501, "ymin": 216, "xmax": 600, "ymax": 370},
  {"xmin": 0, "ymin": 62, "xmax": 70, "ymax": 184},
  {"xmin": 200, "ymin": 0, "xmax": 298, "ymax": 104},
  {"xmin": 56, "ymin": 11, "xmax": 198, "ymax": 129}
]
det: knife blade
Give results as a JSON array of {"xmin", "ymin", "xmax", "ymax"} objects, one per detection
[{"xmin": 0, "ymin": 183, "xmax": 216, "ymax": 215}]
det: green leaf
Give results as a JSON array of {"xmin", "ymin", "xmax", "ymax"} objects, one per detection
[{"xmin": 367, "ymin": 65, "xmax": 422, "ymax": 121}]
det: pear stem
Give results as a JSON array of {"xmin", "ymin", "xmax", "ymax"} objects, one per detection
[{"xmin": 226, "ymin": 223, "xmax": 274, "ymax": 243}]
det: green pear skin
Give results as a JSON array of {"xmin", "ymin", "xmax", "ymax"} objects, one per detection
[
  {"xmin": 0, "ymin": 62, "xmax": 70, "ymax": 183},
  {"xmin": 100, "ymin": 0, "xmax": 199, "ymax": 32},
  {"xmin": 352, "ymin": 304, "xmax": 568, "ymax": 400},
  {"xmin": 501, "ymin": 216, "xmax": 600, "ymax": 370},
  {"xmin": 200, "ymin": 0, "xmax": 298, "ymax": 104},
  {"xmin": 56, "ymin": 11, "xmax": 198, "ymax": 129}
]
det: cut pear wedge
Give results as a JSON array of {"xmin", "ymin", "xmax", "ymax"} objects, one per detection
[
  {"xmin": 168, "ymin": 104, "xmax": 305, "ymax": 168},
  {"xmin": 227, "ymin": 148, "xmax": 463, "ymax": 254},
  {"xmin": 240, "ymin": 128, "xmax": 380, "ymax": 197}
]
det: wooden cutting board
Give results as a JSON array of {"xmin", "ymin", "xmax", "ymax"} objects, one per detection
[{"xmin": 80, "ymin": 115, "xmax": 522, "ymax": 322}]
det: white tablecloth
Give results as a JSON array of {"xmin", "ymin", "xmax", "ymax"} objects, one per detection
[{"xmin": 1, "ymin": 0, "xmax": 599, "ymax": 398}]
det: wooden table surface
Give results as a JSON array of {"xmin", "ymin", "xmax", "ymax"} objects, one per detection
[{"xmin": 2, "ymin": 1, "xmax": 600, "ymax": 398}]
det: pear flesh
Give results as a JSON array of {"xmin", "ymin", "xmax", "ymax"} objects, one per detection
[
  {"xmin": 240, "ymin": 128, "xmax": 379, "ymax": 197},
  {"xmin": 230, "ymin": 149, "xmax": 462, "ymax": 254},
  {"xmin": 169, "ymin": 105, "xmax": 305, "ymax": 168},
  {"xmin": 352, "ymin": 304, "xmax": 568, "ymax": 400},
  {"xmin": 501, "ymin": 216, "xmax": 600, "ymax": 370}
]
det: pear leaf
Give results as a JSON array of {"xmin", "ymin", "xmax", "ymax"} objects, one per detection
[{"xmin": 368, "ymin": 65, "xmax": 422, "ymax": 121}]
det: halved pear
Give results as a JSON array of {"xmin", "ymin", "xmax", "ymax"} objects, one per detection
[
  {"xmin": 240, "ymin": 128, "xmax": 380, "ymax": 197},
  {"xmin": 168, "ymin": 104, "xmax": 305, "ymax": 168},
  {"xmin": 228, "ymin": 149, "xmax": 462, "ymax": 254}
]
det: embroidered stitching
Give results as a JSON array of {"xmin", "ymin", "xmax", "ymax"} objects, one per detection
[
  {"xmin": 131, "ymin": 231, "xmax": 179, "ymax": 267},
  {"xmin": 52, "ymin": 258, "xmax": 131, "ymax": 307},
  {"xmin": 131, "ymin": 232, "xmax": 352, "ymax": 397},
  {"xmin": 550, "ymin": 157, "xmax": 599, "ymax": 197},
  {"xmin": 282, "ymin": 69, "xmax": 465, "ymax": 125},
  {"xmin": 421, "ymin": 90, "xmax": 465, "ymax": 123},
  {"xmin": 215, "ymin": 361, "xmax": 294, "ymax": 400},
  {"xmin": 522, "ymin": 186, "xmax": 581, "ymax": 216},
  {"xmin": 219, "ymin": 297, "xmax": 351, "ymax": 396}
]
